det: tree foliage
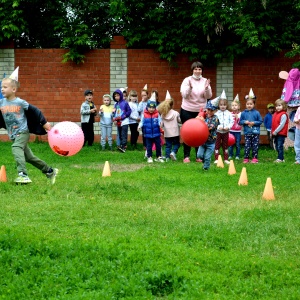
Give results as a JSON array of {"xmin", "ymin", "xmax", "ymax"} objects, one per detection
[{"xmin": 0, "ymin": 0, "xmax": 299, "ymax": 66}]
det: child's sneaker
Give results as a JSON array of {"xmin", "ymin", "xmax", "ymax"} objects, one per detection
[
  {"xmin": 195, "ymin": 158, "xmax": 202, "ymax": 163},
  {"xmin": 144, "ymin": 150, "xmax": 148, "ymax": 159},
  {"xmin": 147, "ymin": 157, "xmax": 153, "ymax": 163},
  {"xmin": 295, "ymin": 161, "xmax": 300, "ymax": 165},
  {"xmin": 235, "ymin": 157, "xmax": 240, "ymax": 160},
  {"xmin": 14, "ymin": 172, "xmax": 32, "ymax": 184},
  {"xmin": 243, "ymin": 158, "xmax": 249, "ymax": 163},
  {"xmin": 183, "ymin": 157, "xmax": 190, "ymax": 163},
  {"xmin": 251, "ymin": 158, "xmax": 259, "ymax": 164},
  {"xmin": 170, "ymin": 152, "xmax": 177, "ymax": 161},
  {"xmin": 117, "ymin": 146, "xmax": 126, "ymax": 153},
  {"xmin": 214, "ymin": 160, "xmax": 218, "ymax": 164},
  {"xmin": 228, "ymin": 156, "xmax": 232, "ymax": 160},
  {"xmin": 155, "ymin": 157, "xmax": 165, "ymax": 163},
  {"xmin": 46, "ymin": 168, "xmax": 59, "ymax": 184},
  {"xmin": 224, "ymin": 160, "xmax": 230, "ymax": 165},
  {"xmin": 274, "ymin": 159, "xmax": 285, "ymax": 163}
]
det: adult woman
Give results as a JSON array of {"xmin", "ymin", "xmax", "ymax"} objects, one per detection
[{"xmin": 180, "ymin": 61, "xmax": 212, "ymax": 162}]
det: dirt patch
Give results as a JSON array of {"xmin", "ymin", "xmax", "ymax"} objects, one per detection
[{"xmin": 72, "ymin": 163, "xmax": 147, "ymax": 172}]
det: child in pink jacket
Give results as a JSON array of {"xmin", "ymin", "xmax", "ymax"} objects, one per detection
[
  {"xmin": 157, "ymin": 91, "xmax": 181, "ymax": 161},
  {"xmin": 293, "ymin": 106, "xmax": 300, "ymax": 164}
]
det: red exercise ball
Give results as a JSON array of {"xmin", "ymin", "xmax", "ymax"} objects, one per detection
[
  {"xmin": 228, "ymin": 133, "xmax": 236, "ymax": 147},
  {"xmin": 181, "ymin": 118, "xmax": 209, "ymax": 147}
]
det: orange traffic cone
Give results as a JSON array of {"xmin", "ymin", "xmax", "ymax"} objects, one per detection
[
  {"xmin": 262, "ymin": 177, "xmax": 275, "ymax": 200},
  {"xmin": 102, "ymin": 161, "xmax": 111, "ymax": 177},
  {"xmin": 238, "ymin": 167, "xmax": 248, "ymax": 185},
  {"xmin": 0, "ymin": 165, "xmax": 7, "ymax": 182},
  {"xmin": 217, "ymin": 155, "xmax": 224, "ymax": 168},
  {"xmin": 228, "ymin": 160, "xmax": 236, "ymax": 175}
]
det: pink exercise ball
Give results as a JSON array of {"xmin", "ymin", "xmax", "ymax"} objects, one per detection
[
  {"xmin": 228, "ymin": 133, "xmax": 236, "ymax": 147},
  {"xmin": 48, "ymin": 121, "xmax": 84, "ymax": 156},
  {"xmin": 181, "ymin": 118, "xmax": 209, "ymax": 147}
]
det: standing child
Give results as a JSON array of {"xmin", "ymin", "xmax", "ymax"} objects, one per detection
[
  {"xmin": 214, "ymin": 90, "xmax": 234, "ymax": 164},
  {"xmin": 112, "ymin": 89, "xmax": 131, "ymax": 152},
  {"xmin": 80, "ymin": 89, "xmax": 97, "ymax": 146},
  {"xmin": 138, "ymin": 84, "xmax": 149, "ymax": 151},
  {"xmin": 157, "ymin": 91, "xmax": 181, "ymax": 161},
  {"xmin": 271, "ymin": 99, "xmax": 288, "ymax": 163},
  {"xmin": 196, "ymin": 98, "xmax": 220, "ymax": 170},
  {"xmin": 293, "ymin": 105, "xmax": 300, "ymax": 164},
  {"xmin": 138, "ymin": 101, "xmax": 164, "ymax": 163},
  {"xmin": 228, "ymin": 94, "xmax": 242, "ymax": 160},
  {"xmin": 99, "ymin": 94, "xmax": 114, "ymax": 151},
  {"xmin": 128, "ymin": 90, "xmax": 140, "ymax": 149},
  {"xmin": 263, "ymin": 103, "xmax": 275, "ymax": 148},
  {"xmin": 239, "ymin": 88, "xmax": 263, "ymax": 163},
  {"xmin": 0, "ymin": 68, "xmax": 58, "ymax": 184}
]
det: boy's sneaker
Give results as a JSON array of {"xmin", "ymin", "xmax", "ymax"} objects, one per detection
[
  {"xmin": 251, "ymin": 158, "xmax": 259, "ymax": 164},
  {"xmin": 228, "ymin": 156, "xmax": 232, "ymax": 160},
  {"xmin": 170, "ymin": 152, "xmax": 177, "ymax": 161},
  {"xmin": 214, "ymin": 160, "xmax": 218, "ymax": 164},
  {"xmin": 203, "ymin": 167, "xmax": 209, "ymax": 171},
  {"xmin": 195, "ymin": 158, "xmax": 202, "ymax": 163},
  {"xmin": 155, "ymin": 157, "xmax": 165, "ymax": 163},
  {"xmin": 274, "ymin": 159, "xmax": 285, "ymax": 163},
  {"xmin": 224, "ymin": 160, "xmax": 230, "ymax": 165},
  {"xmin": 183, "ymin": 157, "xmax": 190, "ymax": 163},
  {"xmin": 147, "ymin": 157, "xmax": 153, "ymax": 163},
  {"xmin": 165, "ymin": 158, "xmax": 170, "ymax": 162},
  {"xmin": 46, "ymin": 168, "xmax": 59, "ymax": 184},
  {"xmin": 243, "ymin": 158, "xmax": 249, "ymax": 163},
  {"xmin": 235, "ymin": 157, "xmax": 240, "ymax": 160},
  {"xmin": 15, "ymin": 172, "xmax": 32, "ymax": 184},
  {"xmin": 117, "ymin": 146, "xmax": 125, "ymax": 153}
]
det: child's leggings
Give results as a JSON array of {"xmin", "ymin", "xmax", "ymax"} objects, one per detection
[
  {"xmin": 244, "ymin": 134, "xmax": 259, "ymax": 159},
  {"xmin": 214, "ymin": 132, "xmax": 229, "ymax": 160}
]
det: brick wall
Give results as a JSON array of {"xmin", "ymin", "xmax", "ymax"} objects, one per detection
[{"xmin": 0, "ymin": 36, "xmax": 297, "ymax": 143}]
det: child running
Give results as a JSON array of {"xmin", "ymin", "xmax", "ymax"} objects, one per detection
[
  {"xmin": 239, "ymin": 88, "xmax": 263, "ymax": 163},
  {"xmin": 196, "ymin": 98, "xmax": 220, "ymax": 171},
  {"xmin": 214, "ymin": 90, "xmax": 234, "ymax": 164},
  {"xmin": 157, "ymin": 91, "xmax": 181, "ymax": 161},
  {"xmin": 271, "ymin": 99, "xmax": 288, "ymax": 163}
]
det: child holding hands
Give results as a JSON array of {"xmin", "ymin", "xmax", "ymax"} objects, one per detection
[{"xmin": 271, "ymin": 99, "xmax": 288, "ymax": 163}]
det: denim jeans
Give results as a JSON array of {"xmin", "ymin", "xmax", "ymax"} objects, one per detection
[
  {"xmin": 117, "ymin": 125, "xmax": 128, "ymax": 148},
  {"xmin": 197, "ymin": 142, "xmax": 215, "ymax": 169},
  {"xmin": 146, "ymin": 136, "xmax": 162, "ymax": 158},
  {"xmin": 165, "ymin": 136, "xmax": 180, "ymax": 158},
  {"xmin": 228, "ymin": 131, "xmax": 241, "ymax": 158},
  {"xmin": 294, "ymin": 128, "xmax": 300, "ymax": 163},
  {"xmin": 274, "ymin": 134, "xmax": 285, "ymax": 160}
]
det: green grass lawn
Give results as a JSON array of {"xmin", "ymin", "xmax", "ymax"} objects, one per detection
[{"xmin": 1, "ymin": 141, "xmax": 300, "ymax": 299}]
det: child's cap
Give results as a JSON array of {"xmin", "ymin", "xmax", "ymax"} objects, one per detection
[
  {"xmin": 143, "ymin": 84, "xmax": 148, "ymax": 91},
  {"xmin": 267, "ymin": 103, "xmax": 274, "ymax": 108},
  {"xmin": 149, "ymin": 92, "xmax": 156, "ymax": 101},
  {"xmin": 245, "ymin": 88, "xmax": 256, "ymax": 100},
  {"xmin": 9, "ymin": 66, "xmax": 19, "ymax": 82},
  {"xmin": 84, "ymin": 89, "xmax": 93, "ymax": 96},
  {"xmin": 165, "ymin": 90, "xmax": 171, "ymax": 100},
  {"xmin": 233, "ymin": 94, "xmax": 240, "ymax": 103},
  {"xmin": 206, "ymin": 96, "xmax": 219, "ymax": 110},
  {"xmin": 147, "ymin": 101, "xmax": 156, "ymax": 109},
  {"xmin": 220, "ymin": 89, "xmax": 227, "ymax": 99}
]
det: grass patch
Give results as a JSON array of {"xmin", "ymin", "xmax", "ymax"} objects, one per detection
[{"xmin": 0, "ymin": 141, "xmax": 300, "ymax": 299}]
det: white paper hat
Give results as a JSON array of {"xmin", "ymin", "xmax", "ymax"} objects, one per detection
[
  {"xmin": 119, "ymin": 87, "xmax": 128, "ymax": 93},
  {"xmin": 220, "ymin": 89, "xmax": 227, "ymax": 99},
  {"xmin": 143, "ymin": 84, "xmax": 148, "ymax": 91},
  {"xmin": 233, "ymin": 94, "xmax": 239, "ymax": 102},
  {"xmin": 165, "ymin": 90, "xmax": 171, "ymax": 100},
  {"xmin": 149, "ymin": 92, "xmax": 156, "ymax": 101},
  {"xmin": 9, "ymin": 66, "xmax": 19, "ymax": 82},
  {"xmin": 248, "ymin": 88, "xmax": 256, "ymax": 99},
  {"xmin": 210, "ymin": 96, "xmax": 220, "ymax": 108}
]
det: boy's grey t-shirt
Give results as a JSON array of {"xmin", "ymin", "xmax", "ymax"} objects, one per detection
[{"xmin": 0, "ymin": 97, "xmax": 29, "ymax": 140}]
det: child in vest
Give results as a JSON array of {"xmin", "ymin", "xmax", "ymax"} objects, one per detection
[
  {"xmin": 263, "ymin": 103, "xmax": 275, "ymax": 148},
  {"xmin": 157, "ymin": 91, "xmax": 181, "ymax": 161},
  {"xmin": 196, "ymin": 98, "xmax": 220, "ymax": 171},
  {"xmin": 99, "ymin": 94, "xmax": 114, "ymax": 150},
  {"xmin": 239, "ymin": 89, "xmax": 263, "ymax": 163},
  {"xmin": 214, "ymin": 90, "xmax": 234, "ymax": 164},
  {"xmin": 138, "ymin": 101, "xmax": 164, "ymax": 163},
  {"xmin": 271, "ymin": 99, "xmax": 288, "ymax": 163},
  {"xmin": 228, "ymin": 95, "xmax": 242, "ymax": 160}
]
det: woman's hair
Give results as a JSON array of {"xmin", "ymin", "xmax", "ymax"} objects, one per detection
[
  {"xmin": 218, "ymin": 98, "xmax": 228, "ymax": 107},
  {"xmin": 275, "ymin": 98, "xmax": 288, "ymax": 110},
  {"xmin": 128, "ymin": 90, "xmax": 138, "ymax": 101},
  {"xmin": 157, "ymin": 98, "xmax": 174, "ymax": 117},
  {"xmin": 191, "ymin": 61, "xmax": 203, "ymax": 71}
]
